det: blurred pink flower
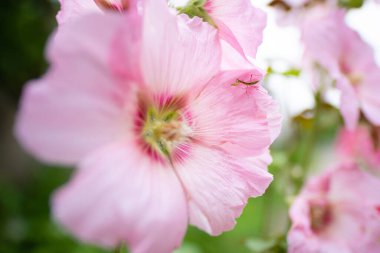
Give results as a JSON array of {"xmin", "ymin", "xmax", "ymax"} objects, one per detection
[
  {"xmin": 57, "ymin": 0, "xmax": 134, "ymax": 24},
  {"xmin": 288, "ymin": 163, "xmax": 380, "ymax": 253},
  {"xmin": 15, "ymin": 0, "xmax": 281, "ymax": 251},
  {"xmin": 301, "ymin": 9, "xmax": 380, "ymax": 130},
  {"xmin": 269, "ymin": 0, "xmax": 334, "ymax": 26},
  {"xmin": 336, "ymin": 126, "xmax": 380, "ymax": 173}
]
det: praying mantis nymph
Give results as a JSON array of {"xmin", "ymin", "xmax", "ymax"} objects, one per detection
[
  {"xmin": 231, "ymin": 74, "xmax": 261, "ymax": 87},
  {"xmin": 231, "ymin": 79, "xmax": 260, "ymax": 87}
]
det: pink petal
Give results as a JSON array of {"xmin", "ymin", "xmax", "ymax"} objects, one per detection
[
  {"xmin": 53, "ymin": 142, "xmax": 188, "ymax": 252},
  {"xmin": 48, "ymin": 14, "xmax": 122, "ymax": 69},
  {"xmin": 220, "ymin": 40, "xmax": 259, "ymax": 71},
  {"xmin": 109, "ymin": 12, "xmax": 143, "ymax": 83},
  {"xmin": 57, "ymin": 0, "xmax": 101, "ymax": 24},
  {"xmin": 335, "ymin": 126, "xmax": 375, "ymax": 164},
  {"xmin": 301, "ymin": 9, "xmax": 346, "ymax": 77},
  {"xmin": 340, "ymin": 28, "xmax": 377, "ymax": 73},
  {"xmin": 336, "ymin": 77, "xmax": 360, "ymax": 130},
  {"xmin": 360, "ymin": 71, "xmax": 380, "ymax": 126},
  {"xmin": 187, "ymin": 70, "xmax": 281, "ymax": 157},
  {"xmin": 175, "ymin": 145, "xmax": 273, "ymax": 235},
  {"xmin": 140, "ymin": 0, "xmax": 221, "ymax": 94},
  {"xmin": 328, "ymin": 164, "xmax": 380, "ymax": 207},
  {"xmin": 204, "ymin": 0, "xmax": 267, "ymax": 58},
  {"xmin": 15, "ymin": 15, "xmax": 129, "ymax": 164}
]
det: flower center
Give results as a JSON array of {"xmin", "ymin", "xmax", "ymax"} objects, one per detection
[
  {"xmin": 94, "ymin": 0, "xmax": 129, "ymax": 12},
  {"xmin": 310, "ymin": 201, "xmax": 332, "ymax": 233},
  {"xmin": 141, "ymin": 106, "xmax": 190, "ymax": 160}
]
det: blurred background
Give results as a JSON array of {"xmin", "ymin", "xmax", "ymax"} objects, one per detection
[{"xmin": 0, "ymin": 0, "xmax": 379, "ymax": 252}]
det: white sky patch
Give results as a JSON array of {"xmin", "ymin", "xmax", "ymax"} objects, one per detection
[
  {"xmin": 266, "ymin": 74, "xmax": 315, "ymax": 117},
  {"xmin": 254, "ymin": 1, "xmax": 312, "ymax": 120},
  {"xmin": 168, "ymin": 0, "xmax": 189, "ymax": 7}
]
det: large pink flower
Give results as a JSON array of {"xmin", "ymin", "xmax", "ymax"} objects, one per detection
[
  {"xmin": 15, "ymin": 0, "xmax": 281, "ymax": 252},
  {"xmin": 301, "ymin": 9, "xmax": 380, "ymax": 130},
  {"xmin": 288, "ymin": 163, "xmax": 380, "ymax": 253}
]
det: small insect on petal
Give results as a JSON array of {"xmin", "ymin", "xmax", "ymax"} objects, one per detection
[
  {"xmin": 231, "ymin": 74, "xmax": 261, "ymax": 87},
  {"xmin": 94, "ymin": 0, "xmax": 129, "ymax": 12}
]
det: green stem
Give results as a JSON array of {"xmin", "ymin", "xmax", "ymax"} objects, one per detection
[
  {"xmin": 113, "ymin": 243, "xmax": 127, "ymax": 253},
  {"xmin": 293, "ymin": 92, "xmax": 323, "ymax": 193}
]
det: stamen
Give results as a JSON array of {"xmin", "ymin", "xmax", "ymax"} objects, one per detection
[
  {"xmin": 310, "ymin": 201, "xmax": 332, "ymax": 233},
  {"xmin": 137, "ymin": 97, "xmax": 191, "ymax": 162}
]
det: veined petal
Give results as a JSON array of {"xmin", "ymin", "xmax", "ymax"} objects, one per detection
[
  {"xmin": 110, "ymin": 13, "xmax": 142, "ymax": 82},
  {"xmin": 204, "ymin": 0, "xmax": 267, "ymax": 59},
  {"xmin": 175, "ymin": 145, "xmax": 272, "ymax": 235},
  {"xmin": 141, "ymin": 0, "xmax": 221, "ymax": 94},
  {"xmin": 15, "ymin": 15, "xmax": 129, "ymax": 165},
  {"xmin": 53, "ymin": 142, "xmax": 188, "ymax": 252},
  {"xmin": 187, "ymin": 70, "xmax": 281, "ymax": 157}
]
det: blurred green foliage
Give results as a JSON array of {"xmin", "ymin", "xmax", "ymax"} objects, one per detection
[{"xmin": 0, "ymin": 0, "xmax": 57, "ymax": 102}]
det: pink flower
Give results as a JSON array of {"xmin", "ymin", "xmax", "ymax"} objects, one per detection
[
  {"xmin": 336, "ymin": 126, "xmax": 380, "ymax": 173},
  {"xmin": 301, "ymin": 9, "xmax": 380, "ymax": 129},
  {"xmin": 15, "ymin": 0, "xmax": 281, "ymax": 251},
  {"xmin": 288, "ymin": 163, "xmax": 380, "ymax": 253}
]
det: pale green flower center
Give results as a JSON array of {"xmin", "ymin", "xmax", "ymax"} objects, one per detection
[{"xmin": 142, "ymin": 107, "xmax": 188, "ymax": 159}]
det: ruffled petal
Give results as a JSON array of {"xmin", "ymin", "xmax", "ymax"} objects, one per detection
[
  {"xmin": 140, "ymin": 0, "xmax": 221, "ymax": 94},
  {"xmin": 15, "ymin": 15, "xmax": 129, "ymax": 164},
  {"xmin": 204, "ymin": 0, "xmax": 267, "ymax": 59},
  {"xmin": 53, "ymin": 142, "xmax": 188, "ymax": 253},
  {"xmin": 175, "ymin": 145, "xmax": 273, "ymax": 235}
]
